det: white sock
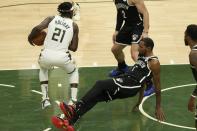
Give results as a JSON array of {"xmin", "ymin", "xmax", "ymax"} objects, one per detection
[
  {"xmin": 70, "ymin": 87, "xmax": 78, "ymax": 102},
  {"xmin": 41, "ymin": 84, "xmax": 49, "ymax": 100}
]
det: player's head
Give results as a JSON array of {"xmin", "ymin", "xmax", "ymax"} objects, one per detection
[
  {"xmin": 139, "ymin": 37, "xmax": 154, "ymax": 56},
  {"xmin": 58, "ymin": 2, "xmax": 74, "ymax": 18},
  {"xmin": 185, "ymin": 24, "xmax": 197, "ymax": 46}
]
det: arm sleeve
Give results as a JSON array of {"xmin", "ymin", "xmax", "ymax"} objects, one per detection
[{"xmin": 115, "ymin": 10, "xmax": 124, "ymax": 31}]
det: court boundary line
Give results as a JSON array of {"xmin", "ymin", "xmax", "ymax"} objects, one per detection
[
  {"xmin": 0, "ymin": 84, "xmax": 15, "ymax": 88},
  {"xmin": 139, "ymin": 83, "xmax": 197, "ymax": 130},
  {"xmin": 31, "ymin": 90, "xmax": 42, "ymax": 95},
  {"xmin": 0, "ymin": 63, "xmax": 190, "ymax": 71}
]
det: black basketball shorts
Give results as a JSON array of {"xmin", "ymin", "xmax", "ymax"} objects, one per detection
[{"xmin": 116, "ymin": 23, "xmax": 144, "ymax": 45}]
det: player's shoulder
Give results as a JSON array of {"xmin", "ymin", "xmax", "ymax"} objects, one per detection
[
  {"xmin": 189, "ymin": 50, "xmax": 197, "ymax": 59},
  {"xmin": 148, "ymin": 56, "xmax": 160, "ymax": 69},
  {"xmin": 45, "ymin": 16, "xmax": 55, "ymax": 22}
]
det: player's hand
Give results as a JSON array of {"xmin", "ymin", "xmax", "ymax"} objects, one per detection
[
  {"xmin": 112, "ymin": 31, "xmax": 119, "ymax": 44},
  {"xmin": 188, "ymin": 96, "xmax": 195, "ymax": 112},
  {"xmin": 132, "ymin": 104, "xmax": 140, "ymax": 112},
  {"xmin": 28, "ymin": 35, "xmax": 35, "ymax": 46},
  {"xmin": 155, "ymin": 106, "xmax": 165, "ymax": 122}
]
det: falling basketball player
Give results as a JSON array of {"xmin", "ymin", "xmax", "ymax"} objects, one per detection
[{"xmin": 51, "ymin": 38, "xmax": 165, "ymax": 131}]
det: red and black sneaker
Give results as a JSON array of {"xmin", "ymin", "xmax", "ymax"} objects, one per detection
[
  {"xmin": 59, "ymin": 102, "xmax": 76, "ymax": 121},
  {"xmin": 51, "ymin": 116, "xmax": 74, "ymax": 131}
]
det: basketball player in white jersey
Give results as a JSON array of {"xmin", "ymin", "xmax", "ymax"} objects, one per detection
[{"xmin": 28, "ymin": 2, "xmax": 79, "ymax": 109}]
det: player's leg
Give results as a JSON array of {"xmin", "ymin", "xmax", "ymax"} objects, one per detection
[
  {"xmin": 130, "ymin": 43, "xmax": 139, "ymax": 62},
  {"xmin": 58, "ymin": 79, "xmax": 118, "ymax": 125},
  {"xmin": 109, "ymin": 26, "xmax": 132, "ymax": 77},
  {"xmin": 61, "ymin": 59, "xmax": 79, "ymax": 105},
  {"xmin": 110, "ymin": 44, "xmax": 128, "ymax": 77},
  {"xmin": 38, "ymin": 51, "xmax": 52, "ymax": 109},
  {"xmin": 39, "ymin": 66, "xmax": 51, "ymax": 109}
]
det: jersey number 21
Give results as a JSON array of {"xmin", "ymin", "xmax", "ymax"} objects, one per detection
[{"xmin": 52, "ymin": 27, "xmax": 66, "ymax": 43}]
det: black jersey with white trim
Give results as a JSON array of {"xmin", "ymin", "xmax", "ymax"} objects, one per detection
[
  {"xmin": 128, "ymin": 56, "xmax": 158, "ymax": 83},
  {"xmin": 114, "ymin": 0, "xmax": 143, "ymax": 25},
  {"xmin": 113, "ymin": 56, "xmax": 158, "ymax": 88}
]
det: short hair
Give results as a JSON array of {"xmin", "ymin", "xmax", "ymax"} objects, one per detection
[
  {"xmin": 141, "ymin": 37, "xmax": 154, "ymax": 50},
  {"xmin": 185, "ymin": 24, "xmax": 197, "ymax": 41},
  {"xmin": 57, "ymin": 2, "xmax": 73, "ymax": 16}
]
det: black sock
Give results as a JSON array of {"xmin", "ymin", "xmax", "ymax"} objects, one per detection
[{"xmin": 118, "ymin": 61, "xmax": 127, "ymax": 69}]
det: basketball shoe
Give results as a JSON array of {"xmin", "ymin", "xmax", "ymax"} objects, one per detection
[
  {"xmin": 41, "ymin": 98, "xmax": 51, "ymax": 109},
  {"xmin": 51, "ymin": 116, "xmax": 74, "ymax": 131},
  {"xmin": 109, "ymin": 66, "xmax": 129, "ymax": 77},
  {"xmin": 59, "ymin": 102, "xmax": 76, "ymax": 121}
]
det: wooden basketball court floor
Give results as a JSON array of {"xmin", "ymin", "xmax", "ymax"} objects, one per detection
[
  {"xmin": 0, "ymin": 0, "xmax": 197, "ymax": 69},
  {"xmin": 0, "ymin": 0, "xmax": 197, "ymax": 131}
]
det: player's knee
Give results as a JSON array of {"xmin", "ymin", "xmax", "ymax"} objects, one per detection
[
  {"xmin": 111, "ymin": 46, "xmax": 121, "ymax": 55},
  {"xmin": 94, "ymin": 80, "xmax": 103, "ymax": 88},
  {"xmin": 68, "ymin": 68, "xmax": 79, "ymax": 84},
  {"xmin": 111, "ymin": 46, "xmax": 116, "ymax": 54}
]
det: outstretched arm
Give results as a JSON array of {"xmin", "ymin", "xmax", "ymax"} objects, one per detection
[
  {"xmin": 28, "ymin": 16, "xmax": 54, "ymax": 46},
  {"xmin": 132, "ymin": 85, "xmax": 145, "ymax": 112},
  {"xmin": 149, "ymin": 59, "xmax": 165, "ymax": 121}
]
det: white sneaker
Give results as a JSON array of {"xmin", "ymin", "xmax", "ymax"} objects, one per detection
[
  {"xmin": 41, "ymin": 98, "xmax": 51, "ymax": 109},
  {"xmin": 73, "ymin": 3, "xmax": 80, "ymax": 21}
]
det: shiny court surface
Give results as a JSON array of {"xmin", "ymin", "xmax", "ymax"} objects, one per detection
[
  {"xmin": 0, "ymin": 65, "xmax": 196, "ymax": 131},
  {"xmin": 0, "ymin": 0, "xmax": 197, "ymax": 131},
  {"xmin": 0, "ymin": 0, "xmax": 197, "ymax": 69}
]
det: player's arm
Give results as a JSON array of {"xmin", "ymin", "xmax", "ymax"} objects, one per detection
[
  {"xmin": 188, "ymin": 52, "xmax": 197, "ymax": 112},
  {"xmin": 149, "ymin": 59, "xmax": 165, "ymax": 121},
  {"xmin": 132, "ymin": 85, "xmax": 145, "ymax": 112},
  {"xmin": 28, "ymin": 16, "xmax": 54, "ymax": 46},
  {"xmin": 133, "ymin": 0, "xmax": 149, "ymax": 37},
  {"xmin": 69, "ymin": 22, "xmax": 79, "ymax": 52}
]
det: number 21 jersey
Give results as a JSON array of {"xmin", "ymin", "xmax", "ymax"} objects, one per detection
[{"xmin": 44, "ymin": 15, "xmax": 73, "ymax": 52}]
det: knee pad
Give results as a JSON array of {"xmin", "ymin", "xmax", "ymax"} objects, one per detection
[{"xmin": 68, "ymin": 67, "xmax": 79, "ymax": 84}]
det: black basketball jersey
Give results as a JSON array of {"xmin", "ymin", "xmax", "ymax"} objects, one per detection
[
  {"xmin": 114, "ymin": 0, "xmax": 143, "ymax": 25},
  {"xmin": 128, "ymin": 56, "xmax": 158, "ymax": 83},
  {"xmin": 191, "ymin": 45, "xmax": 197, "ymax": 81}
]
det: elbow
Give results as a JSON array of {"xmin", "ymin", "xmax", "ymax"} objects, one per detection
[
  {"xmin": 69, "ymin": 47, "xmax": 77, "ymax": 52},
  {"xmin": 72, "ymin": 48, "xmax": 77, "ymax": 52}
]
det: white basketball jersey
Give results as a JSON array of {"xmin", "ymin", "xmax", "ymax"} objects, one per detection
[{"xmin": 44, "ymin": 15, "xmax": 73, "ymax": 52}]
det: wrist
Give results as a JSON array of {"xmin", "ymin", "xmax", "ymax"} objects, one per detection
[{"xmin": 143, "ymin": 30, "xmax": 148, "ymax": 33}]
